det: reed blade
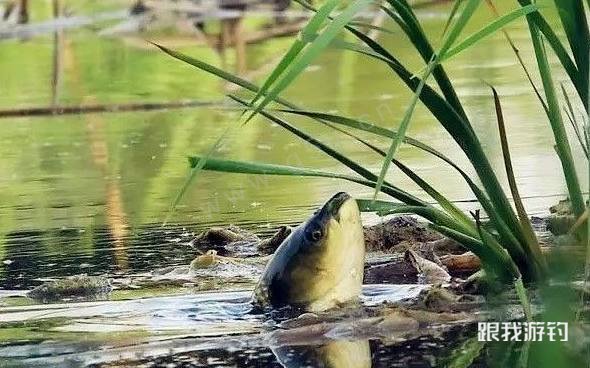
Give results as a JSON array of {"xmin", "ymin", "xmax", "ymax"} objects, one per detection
[
  {"xmin": 438, "ymin": 4, "xmax": 541, "ymax": 63},
  {"xmin": 373, "ymin": 0, "xmax": 481, "ymax": 199},
  {"xmin": 348, "ymin": 27, "xmax": 528, "ymax": 256},
  {"xmin": 516, "ymin": 0, "xmax": 583, "ymax": 109},
  {"xmin": 483, "ymin": 0, "xmax": 550, "ymax": 117},
  {"xmin": 357, "ymin": 200, "xmax": 469, "ymax": 236},
  {"xmin": 244, "ymin": 0, "xmax": 373, "ymax": 123},
  {"xmin": 441, "ymin": 0, "xmax": 464, "ymax": 37},
  {"xmin": 164, "ymin": 123, "xmax": 233, "ymax": 225},
  {"xmin": 230, "ymin": 96, "xmax": 427, "ymax": 206},
  {"xmin": 561, "ymin": 84, "xmax": 589, "ymax": 158},
  {"xmin": 249, "ymin": 0, "xmax": 340, "ymax": 106},
  {"xmin": 328, "ymin": 121, "xmax": 477, "ymax": 236},
  {"xmin": 491, "ymin": 86, "xmax": 546, "ymax": 277},
  {"xmin": 187, "ymin": 155, "xmax": 397, "ymax": 195},
  {"xmin": 526, "ymin": 18, "xmax": 585, "ymax": 217},
  {"xmin": 552, "ymin": 0, "xmax": 590, "ymax": 111}
]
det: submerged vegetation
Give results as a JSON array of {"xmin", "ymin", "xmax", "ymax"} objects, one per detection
[{"xmin": 157, "ymin": 0, "xmax": 588, "ymax": 310}]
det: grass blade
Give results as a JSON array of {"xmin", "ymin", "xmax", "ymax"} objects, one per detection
[
  {"xmin": 153, "ymin": 43, "xmax": 259, "ymax": 92},
  {"xmin": 565, "ymin": 109, "xmax": 589, "ymax": 158},
  {"xmin": 472, "ymin": 210, "xmax": 521, "ymax": 282},
  {"xmin": 296, "ymin": 0, "xmax": 396, "ymax": 35},
  {"xmin": 187, "ymin": 155, "xmax": 430, "ymax": 201},
  {"xmin": 552, "ymin": 0, "xmax": 590, "ymax": 111},
  {"xmin": 189, "ymin": 155, "xmax": 368, "ymax": 184},
  {"xmin": 441, "ymin": 0, "xmax": 464, "ymax": 37},
  {"xmin": 347, "ymin": 27, "xmax": 531, "ymax": 274},
  {"xmin": 514, "ymin": 277, "xmax": 532, "ymax": 321},
  {"xmin": 326, "ymin": 121, "xmax": 477, "ymax": 236},
  {"xmin": 348, "ymin": 20, "xmax": 396, "ymax": 34},
  {"xmin": 249, "ymin": 0, "xmax": 340, "ymax": 106},
  {"xmin": 361, "ymin": 199, "xmax": 519, "ymax": 281},
  {"xmin": 431, "ymin": 222, "xmax": 513, "ymax": 281},
  {"xmin": 276, "ymin": 107, "xmax": 519, "ymax": 247},
  {"xmin": 527, "ymin": 18, "xmax": 586, "ymax": 217},
  {"xmin": 491, "ymin": 86, "xmax": 546, "ymax": 277},
  {"xmin": 245, "ymin": 0, "xmax": 373, "ymax": 123},
  {"xmin": 372, "ymin": 59, "xmax": 435, "ymax": 199},
  {"xmin": 154, "ymin": 43, "xmax": 443, "ymax": 214},
  {"xmin": 357, "ymin": 199, "xmax": 468, "ymax": 235},
  {"xmin": 568, "ymin": 208, "xmax": 589, "ymax": 235},
  {"xmin": 437, "ymin": 0, "xmax": 481, "ymax": 57},
  {"xmin": 517, "ymin": 0, "xmax": 583, "ymax": 108},
  {"xmin": 561, "ymin": 84, "xmax": 589, "ymax": 158},
  {"xmin": 439, "ymin": 4, "xmax": 541, "ymax": 63},
  {"xmin": 484, "ymin": 0, "xmax": 549, "ymax": 117},
  {"xmin": 374, "ymin": 0, "xmax": 481, "ymax": 199},
  {"xmin": 278, "ymin": 109, "xmax": 474, "ymax": 182},
  {"xmin": 164, "ymin": 123, "xmax": 233, "ymax": 225},
  {"xmin": 384, "ymin": 0, "xmax": 469, "ymax": 121},
  {"xmin": 229, "ymin": 95, "xmax": 426, "ymax": 206}
]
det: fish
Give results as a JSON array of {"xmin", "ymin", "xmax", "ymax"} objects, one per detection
[{"xmin": 253, "ymin": 192, "xmax": 366, "ymax": 312}]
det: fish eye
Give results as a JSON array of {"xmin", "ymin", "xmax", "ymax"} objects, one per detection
[{"xmin": 311, "ymin": 229, "xmax": 322, "ymax": 241}]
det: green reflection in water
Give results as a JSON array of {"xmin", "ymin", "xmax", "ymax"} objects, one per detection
[{"xmin": 0, "ymin": 2, "xmax": 586, "ymax": 280}]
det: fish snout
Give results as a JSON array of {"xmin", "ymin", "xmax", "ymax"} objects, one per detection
[{"xmin": 322, "ymin": 192, "xmax": 353, "ymax": 219}]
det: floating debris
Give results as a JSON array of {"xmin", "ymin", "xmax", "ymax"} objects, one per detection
[
  {"xmin": 26, "ymin": 275, "xmax": 112, "ymax": 303},
  {"xmin": 190, "ymin": 225, "xmax": 290, "ymax": 257},
  {"xmin": 363, "ymin": 216, "xmax": 441, "ymax": 252},
  {"xmin": 405, "ymin": 249, "xmax": 451, "ymax": 284},
  {"xmin": 189, "ymin": 250, "xmax": 220, "ymax": 270}
]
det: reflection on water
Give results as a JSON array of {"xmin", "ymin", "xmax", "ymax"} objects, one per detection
[
  {"xmin": 5, "ymin": 326, "xmax": 486, "ymax": 367},
  {"xmin": 0, "ymin": 285, "xmax": 427, "ymax": 366},
  {"xmin": 0, "ymin": 4, "xmax": 586, "ymax": 286},
  {"xmin": 273, "ymin": 340, "xmax": 371, "ymax": 368}
]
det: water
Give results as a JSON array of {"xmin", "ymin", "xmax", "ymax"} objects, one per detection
[
  {"xmin": 0, "ymin": 1, "xmax": 588, "ymax": 367},
  {"xmin": 0, "ymin": 2, "xmax": 586, "ymax": 285},
  {"xmin": 0, "ymin": 285, "xmax": 429, "ymax": 366}
]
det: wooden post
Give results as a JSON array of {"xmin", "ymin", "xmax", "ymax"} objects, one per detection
[
  {"xmin": 51, "ymin": 0, "xmax": 63, "ymax": 106},
  {"xmin": 17, "ymin": 0, "xmax": 28, "ymax": 24},
  {"xmin": 2, "ymin": 1, "xmax": 16, "ymax": 21},
  {"xmin": 232, "ymin": 16, "xmax": 246, "ymax": 74},
  {"xmin": 220, "ymin": 19, "xmax": 231, "ymax": 51},
  {"xmin": 218, "ymin": 18, "xmax": 231, "ymax": 70}
]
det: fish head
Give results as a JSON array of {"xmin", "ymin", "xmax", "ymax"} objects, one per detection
[{"xmin": 258, "ymin": 192, "xmax": 366, "ymax": 311}]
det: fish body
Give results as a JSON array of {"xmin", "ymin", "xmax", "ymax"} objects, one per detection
[{"xmin": 253, "ymin": 192, "xmax": 366, "ymax": 312}]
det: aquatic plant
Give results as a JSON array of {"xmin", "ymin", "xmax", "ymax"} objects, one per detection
[
  {"xmin": 514, "ymin": 0, "xmax": 587, "ymax": 218},
  {"xmin": 156, "ymin": 0, "xmax": 587, "ymax": 300}
]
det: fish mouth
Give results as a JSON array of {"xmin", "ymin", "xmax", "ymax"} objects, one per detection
[{"xmin": 322, "ymin": 192, "xmax": 352, "ymax": 219}]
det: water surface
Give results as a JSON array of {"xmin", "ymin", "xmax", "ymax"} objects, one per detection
[{"xmin": 0, "ymin": 3, "xmax": 586, "ymax": 285}]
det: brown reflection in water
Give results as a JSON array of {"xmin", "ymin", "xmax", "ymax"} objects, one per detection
[
  {"xmin": 86, "ymin": 110, "xmax": 130, "ymax": 271},
  {"xmin": 51, "ymin": 0, "xmax": 63, "ymax": 106},
  {"xmin": 218, "ymin": 16, "xmax": 247, "ymax": 75},
  {"xmin": 61, "ymin": 35, "xmax": 130, "ymax": 270}
]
